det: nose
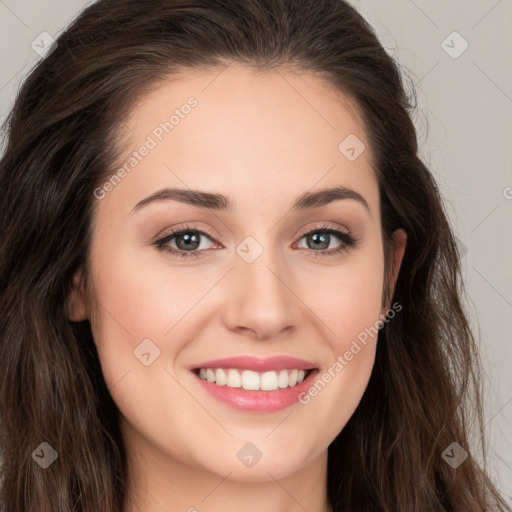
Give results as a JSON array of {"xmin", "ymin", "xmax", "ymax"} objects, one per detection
[{"xmin": 221, "ymin": 250, "xmax": 302, "ymax": 341}]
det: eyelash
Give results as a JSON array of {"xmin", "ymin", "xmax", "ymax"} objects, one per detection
[{"xmin": 153, "ymin": 223, "xmax": 360, "ymax": 260}]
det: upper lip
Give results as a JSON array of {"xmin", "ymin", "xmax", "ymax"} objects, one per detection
[{"xmin": 190, "ymin": 356, "xmax": 318, "ymax": 372}]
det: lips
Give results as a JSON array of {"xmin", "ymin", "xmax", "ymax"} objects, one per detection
[{"xmin": 189, "ymin": 355, "xmax": 319, "ymax": 412}]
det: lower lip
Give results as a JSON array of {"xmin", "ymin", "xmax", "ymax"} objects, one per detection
[{"xmin": 192, "ymin": 370, "xmax": 318, "ymax": 412}]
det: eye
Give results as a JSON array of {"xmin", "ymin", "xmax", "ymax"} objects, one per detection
[
  {"xmin": 154, "ymin": 223, "xmax": 219, "ymax": 259},
  {"xmin": 293, "ymin": 223, "xmax": 359, "ymax": 258}
]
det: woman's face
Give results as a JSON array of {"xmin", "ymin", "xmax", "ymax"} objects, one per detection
[{"xmin": 70, "ymin": 64, "xmax": 405, "ymax": 483}]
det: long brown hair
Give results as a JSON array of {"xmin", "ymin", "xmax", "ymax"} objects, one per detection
[{"xmin": 0, "ymin": 1, "xmax": 509, "ymax": 510}]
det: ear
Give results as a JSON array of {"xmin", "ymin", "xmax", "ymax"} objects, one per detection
[
  {"xmin": 67, "ymin": 269, "xmax": 89, "ymax": 322},
  {"xmin": 382, "ymin": 228, "xmax": 407, "ymax": 313}
]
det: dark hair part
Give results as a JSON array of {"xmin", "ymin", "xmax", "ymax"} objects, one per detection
[{"xmin": 0, "ymin": 0, "xmax": 509, "ymax": 510}]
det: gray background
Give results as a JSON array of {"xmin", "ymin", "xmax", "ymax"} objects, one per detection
[{"xmin": 0, "ymin": 0, "xmax": 511, "ymax": 503}]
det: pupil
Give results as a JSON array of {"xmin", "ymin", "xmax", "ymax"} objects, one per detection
[
  {"xmin": 177, "ymin": 232, "xmax": 200, "ymax": 250},
  {"xmin": 310, "ymin": 232, "xmax": 329, "ymax": 250}
]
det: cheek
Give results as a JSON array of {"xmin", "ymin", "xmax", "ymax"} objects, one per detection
[
  {"xmin": 298, "ymin": 243, "xmax": 385, "ymax": 351},
  {"xmin": 326, "ymin": 263, "xmax": 384, "ymax": 349},
  {"xmin": 89, "ymin": 235, "xmax": 206, "ymax": 336},
  {"xmin": 86, "ymin": 237, "xmax": 194, "ymax": 391}
]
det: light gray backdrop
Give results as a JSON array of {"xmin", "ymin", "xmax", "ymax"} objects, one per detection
[{"xmin": 0, "ymin": 0, "xmax": 511, "ymax": 504}]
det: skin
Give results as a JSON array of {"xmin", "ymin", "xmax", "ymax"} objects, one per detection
[{"xmin": 68, "ymin": 64, "xmax": 406, "ymax": 512}]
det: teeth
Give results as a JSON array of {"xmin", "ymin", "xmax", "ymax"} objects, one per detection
[
  {"xmin": 261, "ymin": 370, "xmax": 278, "ymax": 391},
  {"xmin": 278, "ymin": 369, "xmax": 289, "ymax": 388},
  {"xmin": 215, "ymin": 368, "xmax": 227, "ymax": 386},
  {"xmin": 226, "ymin": 369, "xmax": 241, "ymax": 388},
  {"xmin": 241, "ymin": 370, "xmax": 260, "ymax": 390},
  {"xmin": 197, "ymin": 368, "xmax": 309, "ymax": 390}
]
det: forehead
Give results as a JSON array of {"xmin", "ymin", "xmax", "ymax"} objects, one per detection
[{"xmin": 101, "ymin": 64, "xmax": 379, "ymax": 217}]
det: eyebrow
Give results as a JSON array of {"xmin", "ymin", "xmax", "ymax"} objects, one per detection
[{"xmin": 131, "ymin": 185, "xmax": 371, "ymax": 215}]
